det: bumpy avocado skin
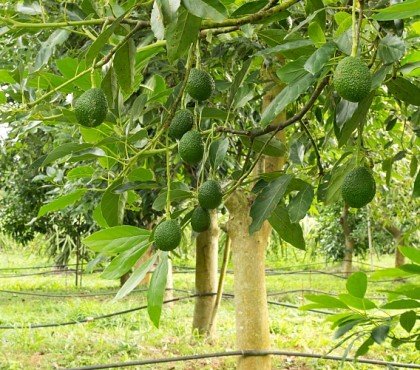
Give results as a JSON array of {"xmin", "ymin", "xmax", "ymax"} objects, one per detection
[
  {"xmin": 186, "ymin": 69, "xmax": 215, "ymax": 101},
  {"xmin": 341, "ymin": 166, "xmax": 376, "ymax": 208},
  {"xmin": 333, "ymin": 57, "xmax": 372, "ymax": 103},
  {"xmin": 178, "ymin": 131, "xmax": 204, "ymax": 165},
  {"xmin": 169, "ymin": 109, "xmax": 194, "ymax": 140},
  {"xmin": 198, "ymin": 180, "xmax": 223, "ymax": 210},
  {"xmin": 74, "ymin": 88, "xmax": 108, "ymax": 127},
  {"xmin": 154, "ymin": 219, "xmax": 182, "ymax": 251},
  {"xmin": 191, "ymin": 207, "xmax": 211, "ymax": 233}
]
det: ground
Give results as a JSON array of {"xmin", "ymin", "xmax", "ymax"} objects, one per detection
[{"xmin": 0, "ymin": 246, "xmax": 418, "ymax": 370}]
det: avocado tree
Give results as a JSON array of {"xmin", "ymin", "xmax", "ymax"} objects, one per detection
[{"xmin": 1, "ymin": 0, "xmax": 419, "ymax": 368}]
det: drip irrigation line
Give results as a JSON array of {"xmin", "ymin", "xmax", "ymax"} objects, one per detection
[
  {"xmin": 0, "ymin": 293, "xmax": 210, "ymax": 330},
  {"xmin": 62, "ymin": 350, "xmax": 420, "ymax": 370},
  {"xmin": 0, "ymin": 263, "xmax": 78, "ymax": 271},
  {"xmin": 0, "ymin": 268, "xmax": 103, "ymax": 279},
  {"xmin": 266, "ymin": 289, "xmax": 386, "ymax": 300},
  {"xmin": 0, "ymin": 288, "xmax": 148, "ymax": 298}
]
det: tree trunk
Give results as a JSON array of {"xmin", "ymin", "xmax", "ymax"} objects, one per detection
[
  {"xmin": 384, "ymin": 224, "xmax": 405, "ymax": 267},
  {"xmin": 192, "ymin": 210, "xmax": 219, "ymax": 336},
  {"xmin": 226, "ymin": 192, "xmax": 271, "ymax": 370},
  {"xmin": 341, "ymin": 204, "xmax": 355, "ymax": 276}
]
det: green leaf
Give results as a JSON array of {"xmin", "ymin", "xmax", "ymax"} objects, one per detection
[
  {"xmin": 40, "ymin": 143, "xmax": 92, "ymax": 167},
  {"xmin": 371, "ymin": 325, "xmax": 390, "ymax": 344},
  {"xmin": 257, "ymin": 40, "xmax": 314, "ymax": 56},
  {"xmin": 355, "ymin": 336, "xmax": 374, "ymax": 357},
  {"xmin": 399, "ymin": 246, "xmax": 420, "ymax": 264},
  {"xmin": 201, "ymin": 107, "xmax": 228, "ymax": 121},
  {"xmin": 156, "ymin": 0, "xmax": 181, "ymax": 24},
  {"xmin": 414, "ymin": 170, "xmax": 420, "ymax": 197},
  {"xmin": 116, "ymin": 254, "xmax": 158, "ymax": 299},
  {"xmin": 372, "ymin": 0, "xmax": 420, "ymax": 21},
  {"xmin": 148, "ymin": 253, "xmax": 169, "ymax": 327},
  {"xmin": 86, "ymin": 13, "xmax": 125, "ymax": 65},
  {"xmin": 66, "ymin": 166, "xmax": 94, "ymax": 180},
  {"xmin": 231, "ymin": 0, "xmax": 267, "ymax": 17},
  {"xmin": 151, "ymin": 2, "xmax": 165, "ymax": 40},
  {"xmin": 371, "ymin": 266, "xmax": 414, "ymax": 279},
  {"xmin": 209, "ymin": 138, "xmax": 229, "ymax": 169},
  {"xmin": 83, "ymin": 225, "xmax": 151, "ymax": 254},
  {"xmin": 127, "ymin": 168, "xmax": 155, "ymax": 182},
  {"xmin": 166, "ymin": 7, "xmax": 202, "ymax": 63},
  {"xmin": 338, "ymin": 294, "xmax": 377, "ymax": 310},
  {"xmin": 242, "ymin": 135, "xmax": 287, "ymax": 157},
  {"xmin": 346, "ymin": 272, "xmax": 368, "ymax": 298},
  {"xmin": 101, "ymin": 241, "xmax": 151, "ymax": 279},
  {"xmin": 276, "ymin": 57, "xmax": 308, "ymax": 84},
  {"xmin": 101, "ymin": 178, "xmax": 127, "ymax": 227},
  {"xmin": 38, "ymin": 189, "xmax": 87, "ymax": 217},
  {"xmin": 400, "ymin": 310, "xmax": 417, "ymax": 333},
  {"xmin": 229, "ymin": 58, "xmax": 252, "ymax": 107},
  {"xmin": 261, "ymin": 73, "xmax": 315, "ymax": 126},
  {"xmin": 305, "ymin": 294, "xmax": 349, "ymax": 309},
  {"xmin": 304, "ymin": 42, "xmax": 336, "ymax": 75},
  {"xmin": 182, "ymin": 0, "xmax": 227, "ymax": 22},
  {"xmin": 381, "ymin": 299, "xmax": 420, "ymax": 309},
  {"xmin": 287, "ymin": 182, "xmax": 314, "ymax": 223},
  {"xmin": 114, "ymin": 37, "xmax": 135, "ymax": 94},
  {"xmin": 307, "ymin": 21, "xmax": 325, "ymax": 46},
  {"xmin": 0, "ymin": 69, "xmax": 16, "ymax": 83},
  {"xmin": 387, "ymin": 77, "xmax": 420, "ymax": 106},
  {"xmin": 334, "ymin": 319, "xmax": 363, "ymax": 339},
  {"xmin": 378, "ymin": 35, "xmax": 406, "ymax": 65},
  {"xmin": 269, "ymin": 204, "xmax": 305, "ymax": 250},
  {"xmin": 249, "ymin": 175, "xmax": 293, "ymax": 234},
  {"xmin": 33, "ymin": 30, "xmax": 70, "ymax": 72}
]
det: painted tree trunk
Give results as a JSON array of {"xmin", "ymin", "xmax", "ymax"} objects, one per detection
[
  {"xmin": 341, "ymin": 204, "xmax": 355, "ymax": 276},
  {"xmin": 226, "ymin": 192, "xmax": 271, "ymax": 370},
  {"xmin": 192, "ymin": 210, "xmax": 219, "ymax": 336}
]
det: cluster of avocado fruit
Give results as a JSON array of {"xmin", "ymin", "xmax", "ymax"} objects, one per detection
[
  {"xmin": 333, "ymin": 56, "xmax": 376, "ymax": 209},
  {"xmin": 74, "ymin": 57, "xmax": 376, "ymax": 252}
]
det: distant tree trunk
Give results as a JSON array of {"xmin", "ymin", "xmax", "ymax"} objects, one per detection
[
  {"xmin": 192, "ymin": 210, "xmax": 219, "ymax": 336},
  {"xmin": 384, "ymin": 224, "xmax": 405, "ymax": 267},
  {"xmin": 226, "ymin": 192, "xmax": 272, "ymax": 370},
  {"xmin": 341, "ymin": 204, "xmax": 355, "ymax": 276}
]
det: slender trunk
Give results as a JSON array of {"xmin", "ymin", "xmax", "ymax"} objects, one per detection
[
  {"xmin": 341, "ymin": 204, "xmax": 355, "ymax": 276},
  {"xmin": 192, "ymin": 210, "xmax": 219, "ymax": 336},
  {"xmin": 226, "ymin": 192, "xmax": 271, "ymax": 370},
  {"xmin": 384, "ymin": 224, "xmax": 405, "ymax": 267}
]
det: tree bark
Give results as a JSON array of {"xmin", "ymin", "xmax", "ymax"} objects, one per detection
[
  {"xmin": 226, "ymin": 192, "xmax": 271, "ymax": 370},
  {"xmin": 384, "ymin": 224, "xmax": 405, "ymax": 267},
  {"xmin": 192, "ymin": 210, "xmax": 219, "ymax": 336},
  {"xmin": 340, "ymin": 204, "xmax": 355, "ymax": 277}
]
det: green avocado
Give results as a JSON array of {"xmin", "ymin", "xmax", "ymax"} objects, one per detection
[
  {"xmin": 191, "ymin": 207, "xmax": 211, "ymax": 233},
  {"xmin": 341, "ymin": 166, "xmax": 376, "ymax": 208},
  {"xmin": 154, "ymin": 219, "xmax": 182, "ymax": 251},
  {"xmin": 198, "ymin": 180, "xmax": 223, "ymax": 210},
  {"xmin": 74, "ymin": 88, "xmax": 108, "ymax": 127},
  {"xmin": 186, "ymin": 69, "xmax": 215, "ymax": 102},
  {"xmin": 178, "ymin": 131, "xmax": 204, "ymax": 165},
  {"xmin": 169, "ymin": 109, "xmax": 194, "ymax": 140}
]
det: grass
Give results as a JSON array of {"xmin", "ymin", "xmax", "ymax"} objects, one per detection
[{"xmin": 0, "ymin": 248, "xmax": 418, "ymax": 370}]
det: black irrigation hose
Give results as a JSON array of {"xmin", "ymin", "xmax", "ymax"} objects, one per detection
[
  {"xmin": 0, "ymin": 263, "xmax": 78, "ymax": 271},
  {"xmin": 0, "ymin": 288, "xmax": 149, "ymax": 298},
  {"xmin": 62, "ymin": 350, "xmax": 420, "ymax": 370},
  {"xmin": 0, "ymin": 268, "xmax": 103, "ymax": 279},
  {"xmin": 0, "ymin": 293, "xmax": 209, "ymax": 330}
]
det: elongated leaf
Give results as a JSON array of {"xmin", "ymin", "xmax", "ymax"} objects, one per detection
[
  {"xmin": 378, "ymin": 35, "xmax": 405, "ymax": 65},
  {"xmin": 182, "ymin": 0, "xmax": 226, "ymax": 22},
  {"xmin": 257, "ymin": 40, "xmax": 314, "ymax": 56},
  {"xmin": 116, "ymin": 254, "xmax": 158, "ymax": 299},
  {"xmin": 372, "ymin": 0, "xmax": 420, "ymax": 21},
  {"xmin": 355, "ymin": 336, "xmax": 374, "ymax": 357},
  {"xmin": 231, "ymin": 0, "xmax": 267, "ymax": 17},
  {"xmin": 399, "ymin": 246, "xmax": 420, "ymax": 264},
  {"xmin": 305, "ymin": 294, "xmax": 349, "ymax": 309},
  {"xmin": 33, "ymin": 30, "xmax": 70, "ymax": 72},
  {"xmin": 156, "ymin": 0, "xmax": 181, "ymax": 23},
  {"xmin": 269, "ymin": 204, "xmax": 306, "ymax": 250},
  {"xmin": 387, "ymin": 77, "xmax": 420, "ymax": 106},
  {"xmin": 101, "ymin": 178, "xmax": 127, "ymax": 227},
  {"xmin": 346, "ymin": 272, "xmax": 367, "ymax": 298},
  {"xmin": 261, "ymin": 74, "xmax": 315, "ymax": 126},
  {"xmin": 38, "ymin": 189, "xmax": 87, "ymax": 217},
  {"xmin": 276, "ymin": 57, "xmax": 307, "ymax": 84},
  {"xmin": 166, "ymin": 7, "xmax": 201, "ymax": 63},
  {"xmin": 229, "ymin": 58, "xmax": 252, "ymax": 107},
  {"xmin": 372, "ymin": 325, "xmax": 390, "ymax": 344},
  {"xmin": 151, "ymin": 2, "xmax": 165, "ymax": 40},
  {"xmin": 287, "ymin": 181, "xmax": 314, "ymax": 223},
  {"xmin": 209, "ymin": 138, "xmax": 229, "ymax": 169},
  {"xmin": 114, "ymin": 37, "xmax": 135, "ymax": 94},
  {"xmin": 338, "ymin": 294, "xmax": 377, "ymax": 310},
  {"xmin": 381, "ymin": 299, "xmax": 420, "ymax": 309},
  {"xmin": 66, "ymin": 166, "xmax": 94, "ymax": 180},
  {"xmin": 304, "ymin": 42, "xmax": 336, "ymax": 75},
  {"xmin": 0, "ymin": 69, "xmax": 16, "ymax": 83},
  {"xmin": 148, "ymin": 253, "xmax": 169, "ymax": 327},
  {"xmin": 249, "ymin": 175, "xmax": 293, "ymax": 234},
  {"xmin": 86, "ymin": 13, "xmax": 125, "ymax": 65},
  {"xmin": 127, "ymin": 168, "xmax": 155, "ymax": 182},
  {"xmin": 153, "ymin": 189, "xmax": 192, "ymax": 211},
  {"xmin": 83, "ymin": 225, "xmax": 151, "ymax": 254},
  {"xmin": 40, "ymin": 143, "xmax": 92, "ymax": 167},
  {"xmin": 101, "ymin": 241, "xmax": 151, "ymax": 279}
]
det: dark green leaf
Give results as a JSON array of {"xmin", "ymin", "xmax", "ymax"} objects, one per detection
[
  {"xmin": 148, "ymin": 253, "xmax": 169, "ymax": 327},
  {"xmin": 127, "ymin": 168, "xmax": 155, "ymax": 182},
  {"xmin": 372, "ymin": 325, "xmax": 390, "ymax": 344},
  {"xmin": 66, "ymin": 166, "xmax": 94, "ymax": 180},
  {"xmin": 400, "ymin": 310, "xmax": 417, "ymax": 333},
  {"xmin": 276, "ymin": 57, "xmax": 308, "ymax": 84},
  {"xmin": 166, "ymin": 7, "xmax": 202, "ymax": 62},
  {"xmin": 378, "ymin": 35, "xmax": 406, "ymax": 65},
  {"xmin": 355, "ymin": 336, "xmax": 374, "ymax": 357},
  {"xmin": 250, "ymin": 175, "xmax": 293, "ymax": 234},
  {"xmin": 242, "ymin": 135, "xmax": 287, "ymax": 157},
  {"xmin": 182, "ymin": 0, "xmax": 227, "ymax": 22},
  {"xmin": 33, "ymin": 30, "xmax": 70, "ymax": 72},
  {"xmin": 116, "ymin": 254, "xmax": 158, "ymax": 299},
  {"xmin": 38, "ymin": 189, "xmax": 87, "ymax": 217},
  {"xmin": 101, "ymin": 178, "xmax": 127, "ymax": 227},
  {"xmin": 382, "ymin": 299, "xmax": 420, "ymax": 309},
  {"xmin": 40, "ymin": 143, "xmax": 92, "ymax": 167},
  {"xmin": 114, "ymin": 37, "xmax": 135, "ymax": 94},
  {"xmin": 334, "ymin": 320, "xmax": 363, "ymax": 339},
  {"xmin": 231, "ymin": 0, "xmax": 267, "ymax": 17},
  {"xmin": 83, "ymin": 225, "xmax": 151, "ymax": 254},
  {"xmin": 269, "ymin": 204, "xmax": 305, "ymax": 250},
  {"xmin": 229, "ymin": 58, "xmax": 253, "ymax": 107},
  {"xmin": 387, "ymin": 77, "xmax": 420, "ymax": 106},
  {"xmin": 304, "ymin": 42, "xmax": 336, "ymax": 75},
  {"xmin": 372, "ymin": 0, "xmax": 420, "ymax": 21},
  {"xmin": 153, "ymin": 189, "xmax": 193, "ymax": 211},
  {"xmin": 209, "ymin": 138, "xmax": 229, "ymax": 169},
  {"xmin": 346, "ymin": 272, "xmax": 368, "ymax": 298},
  {"xmin": 287, "ymin": 182, "xmax": 314, "ymax": 223}
]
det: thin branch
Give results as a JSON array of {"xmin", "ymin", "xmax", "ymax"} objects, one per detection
[{"xmin": 300, "ymin": 120, "xmax": 324, "ymax": 176}]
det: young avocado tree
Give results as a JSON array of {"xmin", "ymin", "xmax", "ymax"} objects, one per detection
[{"xmin": 1, "ymin": 0, "xmax": 419, "ymax": 368}]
